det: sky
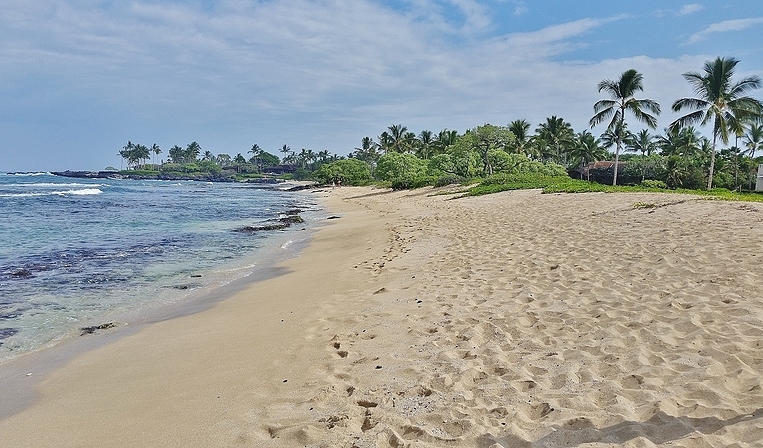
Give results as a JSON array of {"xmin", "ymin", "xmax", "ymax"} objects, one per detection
[{"xmin": 1, "ymin": 0, "xmax": 762, "ymax": 171}]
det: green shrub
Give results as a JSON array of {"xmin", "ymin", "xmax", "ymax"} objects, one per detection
[
  {"xmin": 314, "ymin": 159, "xmax": 373, "ymax": 186},
  {"xmin": 434, "ymin": 174, "xmax": 464, "ymax": 187},
  {"xmin": 640, "ymin": 179, "xmax": 667, "ymax": 189}
]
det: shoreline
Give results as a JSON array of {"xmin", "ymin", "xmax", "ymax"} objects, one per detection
[
  {"xmin": 1, "ymin": 187, "xmax": 762, "ymax": 446},
  {"xmin": 0, "ymin": 189, "xmax": 324, "ymax": 419}
]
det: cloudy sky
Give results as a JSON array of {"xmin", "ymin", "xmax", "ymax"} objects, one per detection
[{"xmin": 2, "ymin": 0, "xmax": 762, "ymax": 171}]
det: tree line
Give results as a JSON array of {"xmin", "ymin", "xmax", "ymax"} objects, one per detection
[
  {"xmin": 118, "ymin": 140, "xmax": 344, "ymax": 177},
  {"xmin": 329, "ymin": 56, "xmax": 761, "ymax": 190},
  {"xmin": 118, "ymin": 56, "xmax": 762, "ymax": 190}
]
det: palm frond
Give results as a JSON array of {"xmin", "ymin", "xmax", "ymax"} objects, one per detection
[
  {"xmin": 589, "ymin": 106, "xmax": 615, "ymax": 127},
  {"xmin": 670, "ymin": 110, "xmax": 705, "ymax": 132},
  {"xmin": 672, "ymin": 97, "xmax": 709, "ymax": 113}
]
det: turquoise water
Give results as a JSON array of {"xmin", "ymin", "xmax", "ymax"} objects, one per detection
[{"xmin": 0, "ymin": 173, "xmax": 318, "ymax": 363}]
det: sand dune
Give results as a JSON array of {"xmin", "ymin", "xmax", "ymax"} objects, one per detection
[{"xmin": 1, "ymin": 186, "xmax": 762, "ymax": 447}]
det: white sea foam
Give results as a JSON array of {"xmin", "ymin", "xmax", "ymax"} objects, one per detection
[
  {"xmin": 281, "ymin": 239, "xmax": 294, "ymax": 249},
  {"xmin": 57, "ymin": 188, "xmax": 102, "ymax": 196},
  {"xmin": 3, "ymin": 172, "xmax": 52, "ymax": 176},
  {"xmin": 1, "ymin": 188, "xmax": 103, "ymax": 197},
  {"xmin": 19, "ymin": 182, "xmax": 105, "ymax": 188}
]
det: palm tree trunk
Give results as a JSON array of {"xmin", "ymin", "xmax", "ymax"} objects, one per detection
[
  {"xmin": 707, "ymin": 132, "xmax": 717, "ymax": 190},
  {"xmin": 612, "ymin": 141, "xmax": 621, "ymax": 186}
]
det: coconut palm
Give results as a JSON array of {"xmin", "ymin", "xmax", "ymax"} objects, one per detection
[
  {"xmin": 508, "ymin": 119, "xmax": 532, "ymax": 155},
  {"xmin": 627, "ymin": 129, "xmax": 657, "ymax": 157},
  {"xmin": 249, "ymin": 144, "xmax": 263, "ymax": 172},
  {"xmin": 185, "ymin": 141, "xmax": 201, "ymax": 163},
  {"xmin": 151, "ymin": 143, "xmax": 161, "ymax": 167},
  {"xmin": 535, "ymin": 116, "xmax": 575, "ymax": 165},
  {"xmin": 168, "ymin": 145, "xmax": 184, "ymax": 164},
  {"xmin": 570, "ymin": 131, "xmax": 607, "ymax": 179},
  {"xmin": 387, "ymin": 124, "xmax": 415, "ymax": 153},
  {"xmin": 744, "ymin": 123, "xmax": 763, "ymax": 158},
  {"xmin": 416, "ymin": 130, "xmax": 434, "ymax": 159},
  {"xmin": 657, "ymin": 126, "xmax": 703, "ymax": 158},
  {"xmin": 377, "ymin": 131, "xmax": 393, "ymax": 154},
  {"xmin": 599, "ymin": 121, "xmax": 630, "ymax": 155},
  {"xmin": 217, "ymin": 153, "xmax": 232, "ymax": 167},
  {"xmin": 590, "ymin": 69, "xmax": 661, "ymax": 185},
  {"xmin": 433, "ymin": 129, "xmax": 458, "ymax": 155},
  {"xmin": 670, "ymin": 57, "xmax": 763, "ymax": 189},
  {"xmin": 279, "ymin": 145, "xmax": 292, "ymax": 160},
  {"xmin": 627, "ymin": 130, "xmax": 658, "ymax": 182},
  {"xmin": 233, "ymin": 153, "xmax": 247, "ymax": 173}
]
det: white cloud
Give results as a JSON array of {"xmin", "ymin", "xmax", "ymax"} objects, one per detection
[
  {"xmin": 446, "ymin": 0, "xmax": 492, "ymax": 33},
  {"xmin": 688, "ymin": 17, "xmax": 763, "ymax": 43},
  {"xmin": 0, "ymin": 0, "xmax": 756, "ymax": 171},
  {"xmin": 679, "ymin": 3, "xmax": 704, "ymax": 16}
]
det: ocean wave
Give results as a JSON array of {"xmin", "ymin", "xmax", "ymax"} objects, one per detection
[
  {"xmin": 15, "ymin": 182, "xmax": 105, "ymax": 188},
  {"xmin": 58, "ymin": 188, "xmax": 102, "ymax": 196},
  {"xmin": 2, "ymin": 172, "xmax": 52, "ymax": 177},
  {"xmin": 0, "ymin": 188, "xmax": 103, "ymax": 198}
]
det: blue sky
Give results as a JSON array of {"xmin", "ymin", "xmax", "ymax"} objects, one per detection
[{"xmin": 1, "ymin": 0, "xmax": 762, "ymax": 171}]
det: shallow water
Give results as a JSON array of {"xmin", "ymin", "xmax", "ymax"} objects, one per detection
[{"xmin": 0, "ymin": 173, "xmax": 319, "ymax": 363}]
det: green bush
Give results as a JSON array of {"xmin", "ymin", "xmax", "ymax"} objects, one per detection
[
  {"xmin": 313, "ymin": 159, "xmax": 373, "ymax": 186},
  {"xmin": 434, "ymin": 174, "xmax": 464, "ymax": 187},
  {"xmin": 376, "ymin": 153, "xmax": 429, "ymax": 189},
  {"xmin": 640, "ymin": 179, "xmax": 668, "ymax": 189},
  {"xmin": 391, "ymin": 175, "xmax": 436, "ymax": 190}
]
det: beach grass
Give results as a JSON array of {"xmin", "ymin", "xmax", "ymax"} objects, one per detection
[{"xmin": 466, "ymin": 173, "xmax": 763, "ymax": 202}]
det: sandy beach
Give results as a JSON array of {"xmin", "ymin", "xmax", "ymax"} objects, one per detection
[{"xmin": 1, "ymin": 186, "xmax": 762, "ymax": 447}]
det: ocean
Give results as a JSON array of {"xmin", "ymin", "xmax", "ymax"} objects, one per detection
[{"xmin": 0, "ymin": 172, "xmax": 319, "ymax": 364}]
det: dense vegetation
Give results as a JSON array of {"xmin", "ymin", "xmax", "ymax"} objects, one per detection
[{"xmin": 117, "ymin": 57, "xmax": 763, "ymax": 194}]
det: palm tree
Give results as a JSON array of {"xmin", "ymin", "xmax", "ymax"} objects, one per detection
[
  {"xmin": 134, "ymin": 144, "xmax": 150, "ymax": 168},
  {"xmin": 599, "ymin": 122, "xmax": 630, "ymax": 155},
  {"xmin": 535, "ymin": 116, "xmax": 575, "ymax": 165},
  {"xmin": 417, "ymin": 130, "xmax": 434, "ymax": 159},
  {"xmin": 249, "ymin": 144, "xmax": 262, "ymax": 172},
  {"xmin": 387, "ymin": 124, "xmax": 414, "ymax": 153},
  {"xmin": 628, "ymin": 129, "xmax": 657, "ymax": 157},
  {"xmin": 168, "ymin": 145, "xmax": 184, "ymax": 164},
  {"xmin": 570, "ymin": 131, "xmax": 607, "ymax": 179},
  {"xmin": 233, "ymin": 153, "xmax": 247, "ymax": 173},
  {"xmin": 590, "ymin": 69, "xmax": 661, "ymax": 185},
  {"xmin": 279, "ymin": 145, "xmax": 292, "ymax": 161},
  {"xmin": 627, "ymin": 129, "xmax": 658, "ymax": 182},
  {"xmin": 185, "ymin": 141, "xmax": 201, "ymax": 163},
  {"xmin": 433, "ymin": 129, "xmax": 458, "ymax": 155},
  {"xmin": 151, "ymin": 143, "xmax": 161, "ymax": 167},
  {"xmin": 745, "ymin": 123, "xmax": 763, "ymax": 158},
  {"xmin": 508, "ymin": 119, "xmax": 532, "ymax": 155},
  {"xmin": 671, "ymin": 57, "xmax": 763, "ymax": 189},
  {"xmin": 657, "ymin": 126, "xmax": 702, "ymax": 158},
  {"xmin": 377, "ymin": 131, "xmax": 393, "ymax": 154},
  {"xmin": 217, "ymin": 153, "xmax": 232, "ymax": 167}
]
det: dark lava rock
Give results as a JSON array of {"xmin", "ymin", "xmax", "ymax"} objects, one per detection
[
  {"xmin": 234, "ymin": 214, "xmax": 304, "ymax": 233},
  {"xmin": 279, "ymin": 215, "xmax": 304, "ymax": 224},
  {"xmin": 10, "ymin": 269, "xmax": 34, "ymax": 279},
  {"xmin": 0, "ymin": 328, "xmax": 20, "ymax": 339},
  {"xmin": 80, "ymin": 322, "xmax": 116, "ymax": 336}
]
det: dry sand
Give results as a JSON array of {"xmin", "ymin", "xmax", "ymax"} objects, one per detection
[{"xmin": 1, "ymin": 186, "xmax": 762, "ymax": 447}]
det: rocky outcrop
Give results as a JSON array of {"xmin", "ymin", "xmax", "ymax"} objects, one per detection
[
  {"xmin": 233, "ymin": 211, "xmax": 305, "ymax": 234},
  {"xmin": 52, "ymin": 170, "xmax": 237, "ymax": 182}
]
